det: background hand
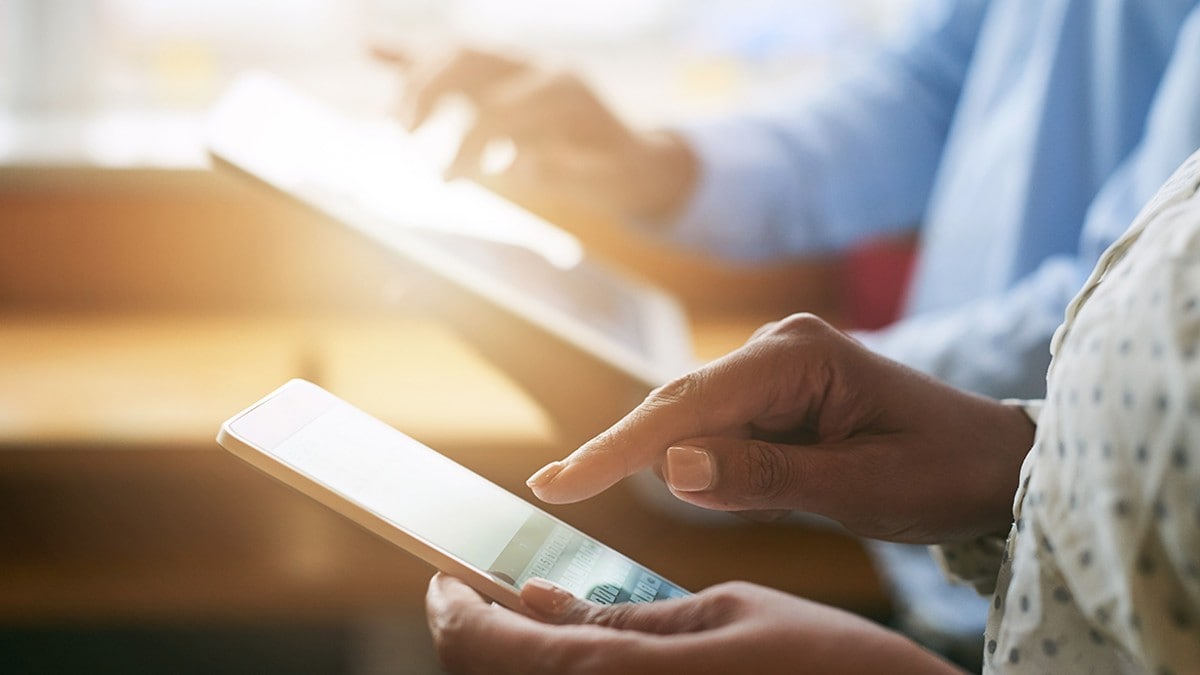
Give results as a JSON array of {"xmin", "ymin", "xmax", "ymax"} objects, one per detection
[
  {"xmin": 377, "ymin": 46, "xmax": 697, "ymax": 220},
  {"xmin": 426, "ymin": 573, "xmax": 962, "ymax": 675},
  {"xmin": 528, "ymin": 313, "xmax": 1035, "ymax": 543}
]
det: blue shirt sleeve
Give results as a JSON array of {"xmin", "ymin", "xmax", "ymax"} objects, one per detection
[
  {"xmin": 659, "ymin": 0, "xmax": 990, "ymax": 259},
  {"xmin": 854, "ymin": 256, "xmax": 1081, "ymax": 399},
  {"xmin": 859, "ymin": 6, "xmax": 1200, "ymax": 399}
]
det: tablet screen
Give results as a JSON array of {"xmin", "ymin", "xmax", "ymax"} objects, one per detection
[
  {"xmin": 260, "ymin": 394, "xmax": 688, "ymax": 603},
  {"xmin": 418, "ymin": 231, "xmax": 646, "ymax": 356},
  {"xmin": 208, "ymin": 72, "xmax": 672, "ymax": 362}
]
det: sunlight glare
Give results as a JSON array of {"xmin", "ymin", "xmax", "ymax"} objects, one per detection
[{"xmin": 209, "ymin": 73, "xmax": 584, "ymax": 270}]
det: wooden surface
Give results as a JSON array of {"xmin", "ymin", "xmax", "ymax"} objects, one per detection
[
  {"xmin": 0, "ymin": 167, "xmax": 886, "ymax": 625},
  {"xmin": 0, "ymin": 314, "xmax": 555, "ymax": 449},
  {"xmin": 0, "ymin": 314, "xmax": 886, "ymax": 623},
  {"xmin": 0, "ymin": 166, "xmax": 842, "ymax": 324}
]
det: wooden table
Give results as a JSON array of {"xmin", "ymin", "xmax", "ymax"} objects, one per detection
[
  {"xmin": 0, "ymin": 313, "xmax": 887, "ymax": 623},
  {"xmin": 0, "ymin": 164, "xmax": 887, "ymax": 636}
]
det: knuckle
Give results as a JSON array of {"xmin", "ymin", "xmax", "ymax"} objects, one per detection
[
  {"xmin": 711, "ymin": 579, "xmax": 757, "ymax": 598},
  {"xmin": 744, "ymin": 313, "xmax": 837, "ymax": 366},
  {"xmin": 580, "ymin": 601, "xmax": 651, "ymax": 631},
  {"xmin": 773, "ymin": 312, "xmax": 831, "ymax": 336},
  {"xmin": 743, "ymin": 440, "xmax": 797, "ymax": 503},
  {"xmin": 643, "ymin": 373, "xmax": 709, "ymax": 435},
  {"xmin": 646, "ymin": 371, "xmax": 702, "ymax": 409},
  {"xmin": 749, "ymin": 320, "xmax": 779, "ymax": 341},
  {"xmin": 701, "ymin": 582, "xmax": 754, "ymax": 620},
  {"xmin": 429, "ymin": 619, "xmax": 468, "ymax": 673},
  {"xmin": 584, "ymin": 603, "xmax": 629, "ymax": 629},
  {"xmin": 555, "ymin": 596, "xmax": 608, "ymax": 625}
]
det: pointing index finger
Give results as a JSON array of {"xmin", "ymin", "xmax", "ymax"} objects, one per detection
[
  {"xmin": 401, "ymin": 48, "xmax": 529, "ymax": 131},
  {"xmin": 527, "ymin": 348, "xmax": 776, "ymax": 504}
]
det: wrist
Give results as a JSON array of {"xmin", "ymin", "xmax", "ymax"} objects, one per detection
[
  {"xmin": 810, "ymin": 609, "xmax": 967, "ymax": 675},
  {"xmin": 965, "ymin": 396, "xmax": 1038, "ymax": 537}
]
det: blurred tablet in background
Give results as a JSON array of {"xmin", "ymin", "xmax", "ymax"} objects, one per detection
[{"xmin": 206, "ymin": 71, "xmax": 696, "ymax": 438}]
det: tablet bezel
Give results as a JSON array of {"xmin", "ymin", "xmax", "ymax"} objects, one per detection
[{"xmin": 216, "ymin": 379, "xmax": 692, "ymax": 611}]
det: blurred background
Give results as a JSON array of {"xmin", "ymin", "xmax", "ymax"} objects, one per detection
[
  {"xmin": 1, "ymin": 0, "xmax": 913, "ymax": 164},
  {"xmin": 1, "ymin": 1, "xmax": 915, "ymax": 673}
]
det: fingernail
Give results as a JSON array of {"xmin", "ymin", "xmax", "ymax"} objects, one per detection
[
  {"xmin": 666, "ymin": 446, "xmax": 713, "ymax": 492},
  {"xmin": 522, "ymin": 577, "xmax": 574, "ymax": 616},
  {"xmin": 526, "ymin": 461, "xmax": 565, "ymax": 488}
]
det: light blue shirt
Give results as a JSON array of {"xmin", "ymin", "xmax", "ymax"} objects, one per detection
[{"xmin": 665, "ymin": 0, "xmax": 1200, "ymax": 398}]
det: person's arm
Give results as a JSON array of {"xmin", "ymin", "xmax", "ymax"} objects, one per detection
[
  {"xmin": 426, "ymin": 574, "xmax": 966, "ymax": 675},
  {"xmin": 856, "ymin": 7, "xmax": 1200, "ymax": 400},
  {"xmin": 662, "ymin": 0, "xmax": 990, "ymax": 259},
  {"xmin": 528, "ymin": 312, "xmax": 1035, "ymax": 544},
  {"xmin": 381, "ymin": 47, "xmax": 699, "ymax": 221},
  {"xmin": 384, "ymin": 1, "xmax": 988, "ymax": 250}
]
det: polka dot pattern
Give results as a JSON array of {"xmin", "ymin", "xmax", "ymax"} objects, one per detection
[{"xmin": 938, "ymin": 151, "xmax": 1200, "ymax": 673}]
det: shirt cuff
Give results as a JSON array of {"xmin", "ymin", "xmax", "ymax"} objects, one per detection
[
  {"xmin": 930, "ymin": 532, "xmax": 1009, "ymax": 597},
  {"xmin": 1000, "ymin": 398, "xmax": 1043, "ymax": 425},
  {"xmin": 631, "ymin": 119, "xmax": 827, "ymax": 260}
]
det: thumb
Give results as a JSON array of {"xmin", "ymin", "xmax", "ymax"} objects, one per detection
[
  {"xmin": 662, "ymin": 438, "xmax": 834, "ymax": 514},
  {"xmin": 520, "ymin": 579, "xmax": 693, "ymax": 634}
]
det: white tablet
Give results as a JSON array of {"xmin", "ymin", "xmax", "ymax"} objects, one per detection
[
  {"xmin": 217, "ymin": 379, "xmax": 690, "ymax": 610},
  {"xmin": 205, "ymin": 72, "xmax": 695, "ymax": 432}
]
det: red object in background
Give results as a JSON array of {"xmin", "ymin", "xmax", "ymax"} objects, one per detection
[{"xmin": 842, "ymin": 235, "xmax": 918, "ymax": 331}]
